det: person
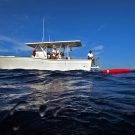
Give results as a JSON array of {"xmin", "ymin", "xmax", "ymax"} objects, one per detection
[
  {"xmin": 88, "ymin": 50, "xmax": 95, "ymax": 64},
  {"xmin": 52, "ymin": 46, "xmax": 58, "ymax": 59}
]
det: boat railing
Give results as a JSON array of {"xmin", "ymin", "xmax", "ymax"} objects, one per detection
[
  {"xmin": 91, "ymin": 57, "xmax": 100, "ymax": 71},
  {"xmin": 95, "ymin": 57, "xmax": 100, "ymax": 67}
]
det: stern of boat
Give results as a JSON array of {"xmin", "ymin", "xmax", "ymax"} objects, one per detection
[{"xmin": 91, "ymin": 57, "xmax": 100, "ymax": 71}]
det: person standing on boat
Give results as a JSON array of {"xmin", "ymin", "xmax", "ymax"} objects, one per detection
[
  {"xmin": 52, "ymin": 46, "xmax": 58, "ymax": 59},
  {"xmin": 88, "ymin": 50, "xmax": 95, "ymax": 64}
]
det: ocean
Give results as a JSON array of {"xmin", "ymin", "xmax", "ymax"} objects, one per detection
[{"xmin": 0, "ymin": 69, "xmax": 135, "ymax": 135}]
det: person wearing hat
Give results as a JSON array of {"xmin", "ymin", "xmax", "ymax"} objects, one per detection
[
  {"xmin": 88, "ymin": 50, "xmax": 95, "ymax": 64},
  {"xmin": 52, "ymin": 46, "xmax": 58, "ymax": 59}
]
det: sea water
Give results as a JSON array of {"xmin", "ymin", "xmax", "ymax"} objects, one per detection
[{"xmin": 0, "ymin": 69, "xmax": 135, "ymax": 135}]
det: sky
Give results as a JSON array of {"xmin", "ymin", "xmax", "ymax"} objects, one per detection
[{"xmin": 0, "ymin": 0, "xmax": 135, "ymax": 69}]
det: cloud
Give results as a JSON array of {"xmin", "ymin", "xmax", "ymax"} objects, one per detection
[
  {"xmin": 12, "ymin": 14, "xmax": 30, "ymax": 21},
  {"xmin": 91, "ymin": 45, "xmax": 104, "ymax": 56},
  {"xmin": 0, "ymin": 49, "xmax": 8, "ymax": 52},
  {"xmin": 92, "ymin": 45, "xmax": 104, "ymax": 51},
  {"xmin": 0, "ymin": 35, "xmax": 31, "ymax": 52},
  {"xmin": 94, "ymin": 51, "xmax": 102, "ymax": 55},
  {"xmin": 0, "ymin": 35, "xmax": 20, "ymax": 45},
  {"xmin": 95, "ymin": 24, "xmax": 106, "ymax": 32}
]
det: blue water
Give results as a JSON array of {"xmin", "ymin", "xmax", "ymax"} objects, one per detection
[{"xmin": 0, "ymin": 69, "xmax": 135, "ymax": 135}]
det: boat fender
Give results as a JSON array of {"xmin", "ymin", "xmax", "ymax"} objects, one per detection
[{"xmin": 32, "ymin": 50, "xmax": 36, "ymax": 57}]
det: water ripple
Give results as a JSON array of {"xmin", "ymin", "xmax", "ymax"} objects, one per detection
[{"xmin": 0, "ymin": 69, "xmax": 135, "ymax": 134}]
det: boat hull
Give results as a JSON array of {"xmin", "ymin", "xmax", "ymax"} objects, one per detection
[{"xmin": 0, "ymin": 57, "xmax": 92, "ymax": 71}]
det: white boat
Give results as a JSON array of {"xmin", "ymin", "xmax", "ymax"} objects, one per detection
[{"xmin": 0, "ymin": 40, "xmax": 100, "ymax": 71}]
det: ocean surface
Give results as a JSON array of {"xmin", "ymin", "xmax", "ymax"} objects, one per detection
[{"xmin": 0, "ymin": 69, "xmax": 135, "ymax": 135}]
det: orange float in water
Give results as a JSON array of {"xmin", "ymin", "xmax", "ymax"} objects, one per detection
[{"xmin": 101, "ymin": 69, "xmax": 132, "ymax": 74}]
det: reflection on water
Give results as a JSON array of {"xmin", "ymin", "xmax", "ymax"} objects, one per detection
[{"xmin": 0, "ymin": 69, "xmax": 135, "ymax": 135}]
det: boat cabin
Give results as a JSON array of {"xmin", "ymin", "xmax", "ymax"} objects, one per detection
[{"xmin": 26, "ymin": 40, "xmax": 82, "ymax": 60}]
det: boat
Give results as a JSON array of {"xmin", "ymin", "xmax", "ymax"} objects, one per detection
[
  {"xmin": 0, "ymin": 40, "xmax": 100, "ymax": 71},
  {"xmin": 101, "ymin": 69, "xmax": 132, "ymax": 74}
]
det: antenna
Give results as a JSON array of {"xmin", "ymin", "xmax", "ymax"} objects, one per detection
[{"xmin": 42, "ymin": 19, "xmax": 44, "ymax": 42}]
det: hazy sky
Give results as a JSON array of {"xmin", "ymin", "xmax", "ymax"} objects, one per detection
[{"xmin": 0, "ymin": 0, "xmax": 135, "ymax": 69}]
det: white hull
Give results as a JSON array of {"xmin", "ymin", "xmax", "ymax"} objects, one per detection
[{"xmin": 0, "ymin": 57, "xmax": 92, "ymax": 71}]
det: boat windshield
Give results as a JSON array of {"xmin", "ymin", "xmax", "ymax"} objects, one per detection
[{"xmin": 36, "ymin": 47, "xmax": 42, "ymax": 52}]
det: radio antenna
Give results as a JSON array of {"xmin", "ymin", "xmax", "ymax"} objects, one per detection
[{"xmin": 42, "ymin": 19, "xmax": 44, "ymax": 42}]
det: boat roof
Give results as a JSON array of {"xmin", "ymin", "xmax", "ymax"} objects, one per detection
[{"xmin": 25, "ymin": 40, "xmax": 82, "ymax": 48}]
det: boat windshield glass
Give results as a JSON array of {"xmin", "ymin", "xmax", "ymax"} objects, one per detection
[{"xmin": 36, "ymin": 47, "xmax": 42, "ymax": 52}]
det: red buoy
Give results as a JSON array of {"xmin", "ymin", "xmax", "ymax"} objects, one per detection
[{"xmin": 101, "ymin": 69, "xmax": 132, "ymax": 74}]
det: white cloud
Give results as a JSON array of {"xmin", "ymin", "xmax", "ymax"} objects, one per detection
[
  {"xmin": 95, "ymin": 24, "xmax": 106, "ymax": 32},
  {"xmin": 0, "ymin": 49, "xmax": 8, "ymax": 52},
  {"xmin": 0, "ymin": 35, "xmax": 32, "ymax": 52},
  {"xmin": 94, "ymin": 51, "xmax": 102, "ymax": 55},
  {"xmin": 91, "ymin": 45, "xmax": 104, "ymax": 56},
  {"xmin": 0, "ymin": 35, "xmax": 19, "ymax": 45},
  {"xmin": 18, "ymin": 44, "xmax": 32, "ymax": 51},
  {"xmin": 92, "ymin": 45, "xmax": 104, "ymax": 50},
  {"xmin": 12, "ymin": 14, "xmax": 30, "ymax": 21}
]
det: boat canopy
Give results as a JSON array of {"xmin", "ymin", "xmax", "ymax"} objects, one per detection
[{"xmin": 25, "ymin": 40, "xmax": 82, "ymax": 48}]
